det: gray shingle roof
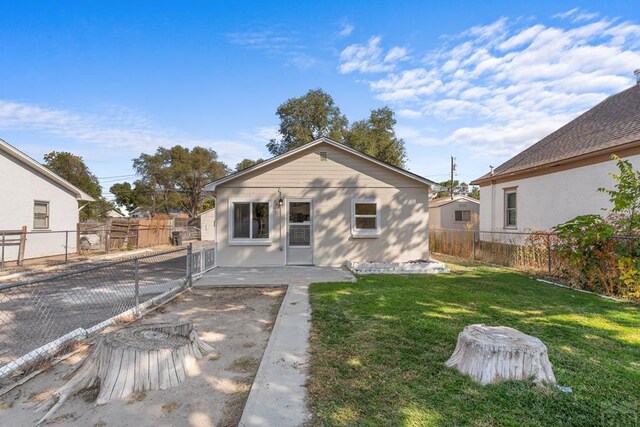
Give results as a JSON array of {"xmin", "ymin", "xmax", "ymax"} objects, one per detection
[{"xmin": 473, "ymin": 84, "xmax": 640, "ymax": 183}]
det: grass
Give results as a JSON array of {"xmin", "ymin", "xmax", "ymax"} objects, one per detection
[{"xmin": 308, "ymin": 262, "xmax": 640, "ymax": 426}]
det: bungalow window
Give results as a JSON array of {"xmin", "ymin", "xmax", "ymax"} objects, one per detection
[
  {"xmin": 230, "ymin": 201, "xmax": 270, "ymax": 242},
  {"xmin": 34, "ymin": 201, "xmax": 50, "ymax": 229},
  {"xmin": 351, "ymin": 199, "xmax": 379, "ymax": 237},
  {"xmin": 455, "ymin": 210, "xmax": 471, "ymax": 222},
  {"xmin": 505, "ymin": 190, "xmax": 517, "ymax": 228}
]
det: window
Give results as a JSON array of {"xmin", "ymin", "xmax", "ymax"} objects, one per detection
[
  {"xmin": 455, "ymin": 210, "xmax": 471, "ymax": 222},
  {"xmin": 352, "ymin": 199, "xmax": 379, "ymax": 237},
  {"xmin": 505, "ymin": 190, "xmax": 517, "ymax": 228},
  {"xmin": 230, "ymin": 201, "xmax": 271, "ymax": 242},
  {"xmin": 34, "ymin": 201, "xmax": 49, "ymax": 229}
]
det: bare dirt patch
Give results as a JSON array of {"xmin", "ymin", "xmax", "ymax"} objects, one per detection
[{"xmin": 0, "ymin": 286, "xmax": 285, "ymax": 427}]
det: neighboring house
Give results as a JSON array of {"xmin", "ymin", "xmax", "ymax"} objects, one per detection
[
  {"xmin": 429, "ymin": 195, "xmax": 479, "ymax": 231},
  {"xmin": 471, "ymin": 81, "xmax": 640, "ymax": 232},
  {"xmin": 198, "ymin": 208, "xmax": 215, "ymax": 241},
  {"xmin": 0, "ymin": 138, "xmax": 94, "ymax": 260},
  {"xmin": 106, "ymin": 209, "xmax": 126, "ymax": 218},
  {"xmin": 203, "ymin": 137, "xmax": 436, "ymax": 267},
  {"xmin": 128, "ymin": 207, "xmax": 150, "ymax": 219}
]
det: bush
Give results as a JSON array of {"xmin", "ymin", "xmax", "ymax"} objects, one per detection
[{"xmin": 552, "ymin": 157, "xmax": 640, "ymax": 301}]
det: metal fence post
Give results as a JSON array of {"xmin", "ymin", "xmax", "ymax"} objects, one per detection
[
  {"xmin": 65, "ymin": 231, "xmax": 69, "ymax": 262},
  {"xmin": 134, "ymin": 258, "xmax": 140, "ymax": 317},
  {"xmin": 472, "ymin": 231, "xmax": 476, "ymax": 261},
  {"xmin": 186, "ymin": 243, "xmax": 193, "ymax": 287},
  {"xmin": 547, "ymin": 235, "xmax": 552, "ymax": 275},
  {"xmin": 1, "ymin": 233, "xmax": 4, "ymax": 272}
]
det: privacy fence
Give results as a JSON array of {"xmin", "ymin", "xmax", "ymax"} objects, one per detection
[
  {"xmin": 0, "ymin": 243, "xmax": 216, "ymax": 379},
  {"xmin": 429, "ymin": 228, "xmax": 640, "ymax": 300}
]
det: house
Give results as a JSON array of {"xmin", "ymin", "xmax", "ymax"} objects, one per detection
[
  {"xmin": 203, "ymin": 137, "xmax": 436, "ymax": 267},
  {"xmin": 198, "ymin": 208, "xmax": 215, "ymax": 241},
  {"xmin": 0, "ymin": 138, "xmax": 94, "ymax": 260},
  {"xmin": 428, "ymin": 195, "xmax": 479, "ymax": 231},
  {"xmin": 106, "ymin": 209, "xmax": 126, "ymax": 218},
  {"xmin": 471, "ymin": 80, "xmax": 640, "ymax": 232}
]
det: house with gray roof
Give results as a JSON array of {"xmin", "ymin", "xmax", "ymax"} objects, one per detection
[{"xmin": 471, "ymin": 76, "xmax": 640, "ymax": 232}]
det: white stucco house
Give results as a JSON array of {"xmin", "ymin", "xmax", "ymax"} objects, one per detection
[
  {"xmin": 0, "ymin": 138, "xmax": 94, "ymax": 261},
  {"xmin": 428, "ymin": 195, "xmax": 479, "ymax": 231},
  {"xmin": 203, "ymin": 137, "xmax": 436, "ymax": 267},
  {"xmin": 471, "ymin": 82, "xmax": 640, "ymax": 232}
]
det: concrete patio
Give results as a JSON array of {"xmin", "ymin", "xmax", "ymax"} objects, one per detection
[{"xmin": 195, "ymin": 266, "xmax": 356, "ymax": 427}]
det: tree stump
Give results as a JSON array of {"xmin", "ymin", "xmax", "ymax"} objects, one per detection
[
  {"xmin": 445, "ymin": 324, "xmax": 556, "ymax": 386},
  {"xmin": 37, "ymin": 322, "xmax": 213, "ymax": 425}
]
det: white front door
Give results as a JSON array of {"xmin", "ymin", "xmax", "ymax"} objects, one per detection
[{"xmin": 286, "ymin": 200, "xmax": 313, "ymax": 265}]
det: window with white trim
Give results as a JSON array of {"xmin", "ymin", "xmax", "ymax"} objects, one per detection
[
  {"xmin": 230, "ymin": 201, "xmax": 271, "ymax": 241},
  {"xmin": 454, "ymin": 210, "xmax": 471, "ymax": 222},
  {"xmin": 351, "ymin": 199, "xmax": 379, "ymax": 237},
  {"xmin": 34, "ymin": 201, "xmax": 49, "ymax": 229},
  {"xmin": 505, "ymin": 190, "xmax": 517, "ymax": 228}
]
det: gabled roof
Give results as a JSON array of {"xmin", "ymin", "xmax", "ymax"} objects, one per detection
[
  {"xmin": 0, "ymin": 138, "xmax": 95, "ymax": 201},
  {"xmin": 204, "ymin": 137, "xmax": 437, "ymax": 191},
  {"xmin": 429, "ymin": 195, "xmax": 479, "ymax": 208},
  {"xmin": 472, "ymin": 84, "xmax": 640, "ymax": 185}
]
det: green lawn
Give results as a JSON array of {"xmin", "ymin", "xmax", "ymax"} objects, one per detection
[{"xmin": 308, "ymin": 263, "xmax": 640, "ymax": 426}]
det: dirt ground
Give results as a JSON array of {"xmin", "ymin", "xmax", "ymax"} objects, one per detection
[{"xmin": 0, "ymin": 286, "xmax": 285, "ymax": 427}]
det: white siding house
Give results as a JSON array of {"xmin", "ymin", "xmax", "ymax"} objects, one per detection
[
  {"xmin": 429, "ymin": 195, "xmax": 479, "ymax": 231},
  {"xmin": 472, "ymin": 83, "xmax": 640, "ymax": 232},
  {"xmin": 0, "ymin": 138, "xmax": 94, "ymax": 260},
  {"xmin": 204, "ymin": 138, "xmax": 436, "ymax": 267}
]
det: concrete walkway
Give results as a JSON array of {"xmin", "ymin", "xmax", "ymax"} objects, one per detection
[{"xmin": 195, "ymin": 266, "xmax": 356, "ymax": 427}]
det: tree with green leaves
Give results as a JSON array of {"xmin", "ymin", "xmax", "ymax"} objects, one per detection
[
  {"xmin": 109, "ymin": 182, "xmax": 140, "ymax": 212},
  {"xmin": 598, "ymin": 155, "xmax": 640, "ymax": 234},
  {"xmin": 235, "ymin": 158, "xmax": 265, "ymax": 172},
  {"xmin": 125, "ymin": 145, "xmax": 228, "ymax": 218},
  {"xmin": 43, "ymin": 151, "xmax": 113, "ymax": 221},
  {"xmin": 344, "ymin": 107, "xmax": 407, "ymax": 168},
  {"xmin": 267, "ymin": 89, "xmax": 348, "ymax": 156},
  {"xmin": 167, "ymin": 145, "xmax": 228, "ymax": 218}
]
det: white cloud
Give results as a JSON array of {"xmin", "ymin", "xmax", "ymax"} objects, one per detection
[
  {"xmin": 344, "ymin": 13, "xmax": 640, "ymax": 159},
  {"xmin": 0, "ymin": 100, "xmax": 266, "ymax": 167},
  {"xmin": 226, "ymin": 30, "xmax": 317, "ymax": 70},
  {"xmin": 339, "ymin": 36, "xmax": 409, "ymax": 74},
  {"xmin": 337, "ymin": 22, "xmax": 354, "ymax": 38}
]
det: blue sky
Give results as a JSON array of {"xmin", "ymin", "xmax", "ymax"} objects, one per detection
[{"xmin": 1, "ymin": 1, "xmax": 639, "ymax": 200}]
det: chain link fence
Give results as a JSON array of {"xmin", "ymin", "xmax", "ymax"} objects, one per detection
[
  {"xmin": 0, "ymin": 243, "xmax": 216, "ymax": 379},
  {"xmin": 429, "ymin": 228, "xmax": 639, "ymax": 277},
  {"xmin": 0, "ymin": 227, "xmax": 179, "ymax": 273}
]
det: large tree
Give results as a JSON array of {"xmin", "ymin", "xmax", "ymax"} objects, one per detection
[
  {"xmin": 267, "ymin": 89, "xmax": 348, "ymax": 156},
  {"xmin": 43, "ymin": 151, "xmax": 113, "ymax": 221},
  {"xmin": 109, "ymin": 182, "xmax": 140, "ymax": 212},
  {"xmin": 167, "ymin": 145, "xmax": 228, "ymax": 218},
  {"xmin": 235, "ymin": 158, "xmax": 265, "ymax": 172},
  {"xmin": 125, "ymin": 146, "xmax": 228, "ymax": 218},
  {"xmin": 344, "ymin": 107, "xmax": 407, "ymax": 168}
]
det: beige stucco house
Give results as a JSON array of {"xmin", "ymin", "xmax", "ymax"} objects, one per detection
[
  {"xmin": 471, "ymin": 82, "xmax": 640, "ymax": 232},
  {"xmin": 428, "ymin": 195, "xmax": 479, "ymax": 231},
  {"xmin": 203, "ymin": 137, "xmax": 436, "ymax": 267}
]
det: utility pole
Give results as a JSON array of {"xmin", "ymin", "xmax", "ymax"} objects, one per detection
[{"xmin": 450, "ymin": 156, "xmax": 456, "ymax": 200}]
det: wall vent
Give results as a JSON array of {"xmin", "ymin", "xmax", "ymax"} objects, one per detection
[{"xmin": 319, "ymin": 151, "xmax": 328, "ymax": 161}]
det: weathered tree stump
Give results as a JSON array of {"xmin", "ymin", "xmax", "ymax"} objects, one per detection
[
  {"xmin": 37, "ymin": 322, "xmax": 213, "ymax": 425},
  {"xmin": 445, "ymin": 324, "xmax": 556, "ymax": 386}
]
